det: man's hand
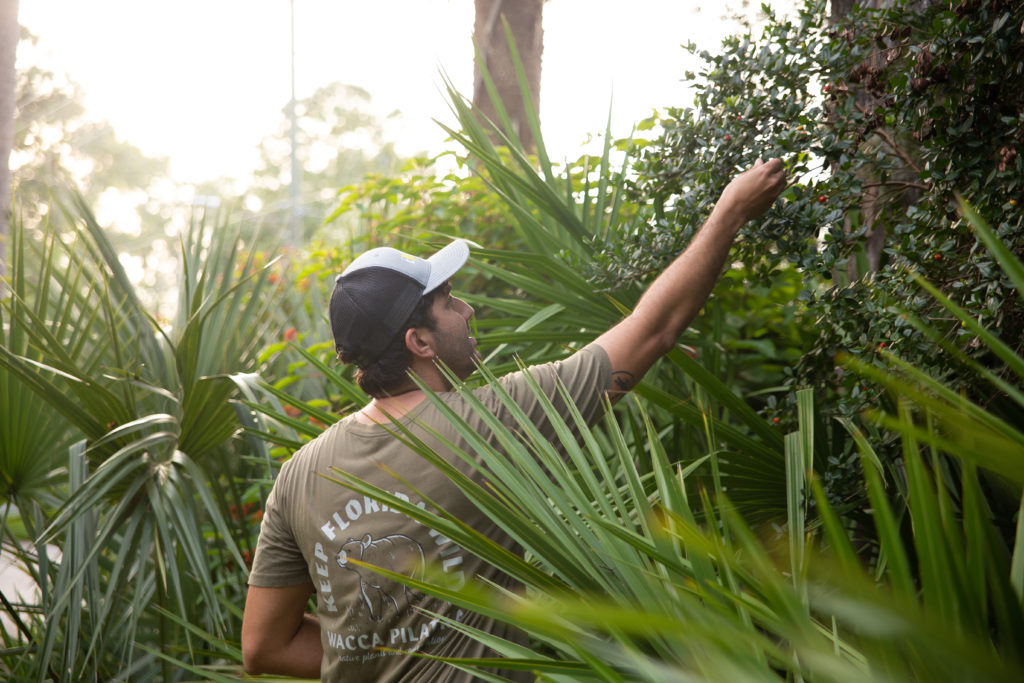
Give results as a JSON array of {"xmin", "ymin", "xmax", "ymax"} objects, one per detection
[
  {"xmin": 713, "ymin": 158, "xmax": 788, "ymax": 228},
  {"xmin": 594, "ymin": 158, "xmax": 787, "ymax": 398}
]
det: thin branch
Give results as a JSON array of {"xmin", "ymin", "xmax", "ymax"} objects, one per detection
[
  {"xmin": 855, "ymin": 101, "xmax": 923, "ymax": 174},
  {"xmin": 861, "ymin": 180, "xmax": 932, "ymax": 192}
]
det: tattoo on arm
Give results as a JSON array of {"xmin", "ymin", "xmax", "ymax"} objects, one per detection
[{"xmin": 610, "ymin": 370, "xmax": 637, "ymax": 393}]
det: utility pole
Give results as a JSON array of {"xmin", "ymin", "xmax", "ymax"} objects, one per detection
[{"xmin": 287, "ymin": 0, "xmax": 301, "ymax": 247}]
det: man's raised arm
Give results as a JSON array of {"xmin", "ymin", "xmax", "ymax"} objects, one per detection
[{"xmin": 594, "ymin": 158, "xmax": 787, "ymax": 396}]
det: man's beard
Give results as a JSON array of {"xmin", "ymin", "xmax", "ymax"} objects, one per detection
[{"xmin": 432, "ymin": 328, "xmax": 478, "ymax": 384}]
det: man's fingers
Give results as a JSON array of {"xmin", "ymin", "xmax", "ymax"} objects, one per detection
[
  {"xmin": 754, "ymin": 158, "xmax": 764, "ymax": 167},
  {"xmin": 763, "ymin": 158, "xmax": 786, "ymax": 191}
]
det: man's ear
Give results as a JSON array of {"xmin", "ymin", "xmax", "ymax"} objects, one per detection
[{"xmin": 404, "ymin": 326, "xmax": 435, "ymax": 360}]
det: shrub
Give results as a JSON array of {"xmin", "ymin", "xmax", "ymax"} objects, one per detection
[{"xmin": 623, "ymin": 0, "xmax": 1023, "ymax": 420}]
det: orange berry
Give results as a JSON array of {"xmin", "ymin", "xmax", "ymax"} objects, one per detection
[{"xmin": 285, "ymin": 327, "xmax": 297, "ymax": 341}]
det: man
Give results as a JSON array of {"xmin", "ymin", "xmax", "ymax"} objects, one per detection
[{"xmin": 242, "ymin": 158, "xmax": 787, "ymax": 681}]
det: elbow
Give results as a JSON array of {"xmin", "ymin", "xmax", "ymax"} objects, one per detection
[
  {"xmin": 649, "ymin": 330, "xmax": 678, "ymax": 360},
  {"xmin": 242, "ymin": 656, "xmax": 268, "ymax": 676},
  {"xmin": 630, "ymin": 315, "xmax": 677, "ymax": 361},
  {"xmin": 241, "ymin": 652, "xmax": 260, "ymax": 676},
  {"xmin": 241, "ymin": 636, "xmax": 267, "ymax": 675}
]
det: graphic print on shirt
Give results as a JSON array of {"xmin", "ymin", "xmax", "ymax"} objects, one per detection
[
  {"xmin": 313, "ymin": 490, "xmax": 470, "ymax": 659},
  {"xmin": 336, "ymin": 533, "xmax": 425, "ymax": 623}
]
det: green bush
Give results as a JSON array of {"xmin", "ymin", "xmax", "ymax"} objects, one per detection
[
  {"xmin": 604, "ymin": 0, "xmax": 1024, "ymax": 510},
  {"xmin": 626, "ymin": 0, "xmax": 1023, "ymax": 403}
]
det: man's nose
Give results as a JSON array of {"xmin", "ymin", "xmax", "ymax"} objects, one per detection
[{"xmin": 455, "ymin": 297, "xmax": 474, "ymax": 320}]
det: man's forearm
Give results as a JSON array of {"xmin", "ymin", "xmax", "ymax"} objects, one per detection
[
  {"xmin": 594, "ymin": 158, "xmax": 786, "ymax": 393},
  {"xmin": 630, "ymin": 204, "xmax": 746, "ymax": 350},
  {"xmin": 245, "ymin": 613, "xmax": 322, "ymax": 678},
  {"xmin": 242, "ymin": 582, "xmax": 323, "ymax": 678},
  {"xmin": 277, "ymin": 614, "xmax": 323, "ymax": 678}
]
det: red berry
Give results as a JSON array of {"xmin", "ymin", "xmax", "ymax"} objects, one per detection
[
  {"xmin": 285, "ymin": 327, "xmax": 297, "ymax": 341},
  {"xmin": 772, "ymin": 417, "xmax": 780, "ymax": 424},
  {"xmin": 823, "ymin": 84, "xmax": 831, "ymax": 93},
  {"xmin": 724, "ymin": 135, "xmax": 731, "ymax": 141},
  {"xmin": 818, "ymin": 195, "xmax": 828, "ymax": 203},
  {"xmin": 877, "ymin": 341, "xmax": 886, "ymax": 349},
  {"xmin": 934, "ymin": 253, "xmax": 942, "ymax": 260}
]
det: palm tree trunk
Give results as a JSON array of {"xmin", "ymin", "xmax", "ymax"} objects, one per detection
[{"xmin": 472, "ymin": 0, "xmax": 543, "ymax": 151}]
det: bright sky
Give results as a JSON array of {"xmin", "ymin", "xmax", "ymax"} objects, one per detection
[{"xmin": 18, "ymin": 0, "xmax": 768, "ymax": 187}]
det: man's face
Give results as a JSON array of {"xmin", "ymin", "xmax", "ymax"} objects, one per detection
[{"xmin": 427, "ymin": 282, "xmax": 478, "ymax": 382}]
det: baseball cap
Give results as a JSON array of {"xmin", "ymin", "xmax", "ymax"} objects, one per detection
[{"xmin": 329, "ymin": 239, "xmax": 470, "ymax": 365}]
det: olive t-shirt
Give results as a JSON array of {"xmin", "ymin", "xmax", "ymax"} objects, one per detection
[{"xmin": 249, "ymin": 344, "xmax": 611, "ymax": 682}]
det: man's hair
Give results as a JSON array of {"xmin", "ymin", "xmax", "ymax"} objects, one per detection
[{"xmin": 336, "ymin": 290, "xmax": 440, "ymax": 397}]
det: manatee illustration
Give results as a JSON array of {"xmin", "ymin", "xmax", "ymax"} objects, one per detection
[{"xmin": 336, "ymin": 533, "xmax": 425, "ymax": 622}]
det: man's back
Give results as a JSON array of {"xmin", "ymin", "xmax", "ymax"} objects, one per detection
[{"xmin": 249, "ymin": 345, "xmax": 610, "ymax": 681}]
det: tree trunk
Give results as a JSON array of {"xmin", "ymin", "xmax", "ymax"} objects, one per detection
[
  {"xmin": 830, "ymin": 0, "xmax": 857, "ymax": 19},
  {"xmin": 472, "ymin": 0, "xmax": 543, "ymax": 151},
  {"xmin": 0, "ymin": 0, "xmax": 18, "ymax": 285},
  {"xmin": 830, "ymin": 0, "xmax": 912, "ymax": 280}
]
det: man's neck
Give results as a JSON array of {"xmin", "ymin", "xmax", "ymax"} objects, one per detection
[
  {"xmin": 355, "ymin": 389, "xmax": 426, "ymax": 424},
  {"xmin": 353, "ymin": 363, "xmax": 455, "ymax": 425}
]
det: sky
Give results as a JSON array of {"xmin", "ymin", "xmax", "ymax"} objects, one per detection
[{"xmin": 17, "ymin": 0, "xmax": 769, "ymax": 189}]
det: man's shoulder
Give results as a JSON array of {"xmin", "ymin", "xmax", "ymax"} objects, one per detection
[
  {"xmin": 495, "ymin": 342, "xmax": 610, "ymax": 391},
  {"xmin": 276, "ymin": 417, "xmax": 354, "ymax": 477},
  {"xmin": 455, "ymin": 342, "xmax": 612, "ymax": 424}
]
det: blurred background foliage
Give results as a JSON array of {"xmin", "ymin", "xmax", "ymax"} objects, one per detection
[{"xmin": 1, "ymin": 0, "xmax": 1022, "ymax": 680}]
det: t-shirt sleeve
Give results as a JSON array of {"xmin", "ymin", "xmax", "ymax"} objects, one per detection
[
  {"xmin": 476, "ymin": 343, "xmax": 612, "ymax": 440},
  {"xmin": 248, "ymin": 462, "xmax": 312, "ymax": 587}
]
